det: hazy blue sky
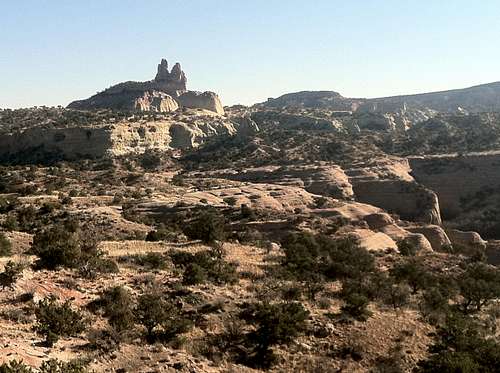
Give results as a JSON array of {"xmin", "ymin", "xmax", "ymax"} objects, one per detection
[{"xmin": 1, "ymin": 0, "xmax": 499, "ymax": 108}]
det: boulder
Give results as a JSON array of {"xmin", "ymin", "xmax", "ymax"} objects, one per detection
[
  {"xmin": 177, "ymin": 91, "xmax": 225, "ymax": 115},
  {"xmin": 400, "ymin": 233, "xmax": 433, "ymax": 253},
  {"xmin": 363, "ymin": 213, "xmax": 394, "ymax": 230},
  {"xmin": 407, "ymin": 225, "xmax": 451, "ymax": 251},
  {"xmin": 446, "ymin": 229, "xmax": 487, "ymax": 250}
]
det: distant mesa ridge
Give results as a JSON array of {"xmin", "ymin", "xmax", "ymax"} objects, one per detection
[
  {"xmin": 67, "ymin": 58, "xmax": 224, "ymax": 115},
  {"xmin": 263, "ymin": 81, "xmax": 500, "ymax": 113}
]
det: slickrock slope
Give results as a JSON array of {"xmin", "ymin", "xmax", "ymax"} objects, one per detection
[
  {"xmin": 202, "ymin": 164, "xmax": 354, "ymax": 199},
  {"xmin": 68, "ymin": 58, "xmax": 225, "ymax": 114}
]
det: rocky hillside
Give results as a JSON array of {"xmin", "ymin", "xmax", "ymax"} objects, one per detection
[{"xmin": 263, "ymin": 81, "xmax": 500, "ymax": 116}]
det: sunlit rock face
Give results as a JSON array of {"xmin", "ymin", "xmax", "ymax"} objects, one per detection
[{"xmin": 68, "ymin": 58, "xmax": 224, "ymax": 115}]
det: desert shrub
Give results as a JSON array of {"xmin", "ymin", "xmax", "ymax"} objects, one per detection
[
  {"xmin": 38, "ymin": 359, "xmax": 87, "ymax": 373},
  {"xmin": 0, "ymin": 232, "xmax": 12, "ymax": 256},
  {"xmin": 383, "ymin": 283, "xmax": 411, "ymax": 310},
  {"xmin": 397, "ymin": 239, "xmax": 417, "ymax": 256},
  {"xmin": 223, "ymin": 196, "xmax": 237, "ymax": 206},
  {"xmin": 145, "ymin": 224, "xmax": 179, "ymax": 242},
  {"xmin": 182, "ymin": 263, "xmax": 207, "ymax": 285},
  {"xmin": 171, "ymin": 248, "xmax": 238, "ymax": 285},
  {"xmin": 456, "ymin": 262, "xmax": 500, "ymax": 313},
  {"xmin": 183, "ymin": 210, "xmax": 226, "ymax": 244},
  {"xmin": 135, "ymin": 291, "xmax": 192, "ymax": 343},
  {"xmin": 240, "ymin": 204, "xmax": 256, "ymax": 220},
  {"xmin": 3, "ymin": 215, "xmax": 19, "ymax": 231},
  {"xmin": 390, "ymin": 259, "xmax": 431, "ymax": 294},
  {"xmin": 282, "ymin": 233, "xmax": 375, "ymax": 281},
  {"xmin": 0, "ymin": 360, "xmax": 34, "ymax": 373},
  {"xmin": 417, "ymin": 313, "xmax": 500, "ymax": 372},
  {"xmin": 127, "ymin": 252, "xmax": 168, "ymax": 270},
  {"xmin": 239, "ymin": 301, "xmax": 309, "ymax": 368},
  {"xmin": 0, "ymin": 261, "xmax": 24, "ymax": 289},
  {"xmin": 30, "ymin": 226, "xmax": 117, "ymax": 277},
  {"xmin": 340, "ymin": 292, "xmax": 372, "ymax": 321},
  {"xmin": 139, "ymin": 150, "xmax": 162, "ymax": 170},
  {"xmin": 90, "ymin": 286, "xmax": 134, "ymax": 333},
  {"xmin": 30, "ymin": 226, "xmax": 80, "ymax": 269},
  {"xmin": 35, "ymin": 296, "xmax": 86, "ymax": 347}
]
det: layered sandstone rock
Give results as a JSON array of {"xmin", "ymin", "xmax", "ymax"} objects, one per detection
[
  {"xmin": 206, "ymin": 164, "xmax": 354, "ymax": 199},
  {"xmin": 406, "ymin": 225, "xmax": 451, "ymax": 251},
  {"xmin": 446, "ymin": 229, "xmax": 487, "ymax": 250},
  {"xmin": 0, "ymin": 112, "xmax": 237, "ymax": 160},
  {"xmin": 347, "ymin": 159, "xmax": 442, "ymax": 225},
  {"xmin": 177, "ymin": 91, "xmax": 225, "ymax": 115}
]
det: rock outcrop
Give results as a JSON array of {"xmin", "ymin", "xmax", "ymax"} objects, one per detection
[
  {"xmin": 206, "ymin": 164, "xmax": 354, "ymax": 199},
  {"xmin": 347, "ymin": 158, "xmax": 442, "ymax": 225},
  {"xmin": 68, "ymin": 58, "xmax": 224, "ymax": 115},
  {"xmin": 0, "ymin": 111, "xmax": 237, "ymax": 161}
]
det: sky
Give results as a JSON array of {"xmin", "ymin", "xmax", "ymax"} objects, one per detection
[{"xmin": 1, "ymin": 0, "xmax": 499, "ymax": 108}]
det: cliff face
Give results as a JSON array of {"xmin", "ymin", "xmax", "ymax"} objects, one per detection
[
  {"xmin": 67, "ymin": 58, "xmax": 224, "ymax": 115},
  {"xmin": 0, "ymin": 113, "xmax": 238, "ymax": 162},
  {"xmin": 409, "ymin": 153, "xmax": 500, "ymax": 217}
]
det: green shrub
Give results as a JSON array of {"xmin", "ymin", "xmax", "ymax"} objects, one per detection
[
  {"xmin": 456, "ymin": 262, "xmax": 500, "ymax": 313},
  {"xmin": 417, "ymin": 313, "xmax": 500, "ymax": 372},
  {"xmin": 0, "ymin": 261, "xmax": 24, "ymax": 289},
  {"xmin": 397, "ymin": 239, "xmax": 417, "ymax": 256},
  {"xmin": 30, "ymin": 226, "xmax": 80, "ymax": 269},
  {"xmin": 135, "ymin": 291, "xmax": 192, "ymax": 343},
  {"xmin": 35, "ymin": 296, "xmax": 86, "ymax": 347},
  {"xmin": 128, "ymin": 252, "xmax": 168, "ymax": 270},
  {"xmin": 340, "ymin": 293, "xmax": 372, "ymax": 321},
  {"xmin": 90, "ymin": 286, "xmax": 134, "ymax": 333},
  {"xmin": 0, "ymin": 360, "xmax": 34, "ymax": 373},
  {"xmin": 282, "ymin": 233, "xmax": 375, "ymax": 281},
  {"xmin": 0, "ymin": 232, "xmax": 12, "ymax": 256},
  {"xmin": 172, "ymin": 248, "xmax": 238, "ymax": 285},
  {"xmin": 239, "ymin": 301, "xmax": 309, "ymax": 369},
  {"xmin": 145, "ymin": 224, "xmax": 178, "ymax": 242},
  {"xmin": 38, "ymin": 359, "xmax": 87, "ymax": 373},
  {"xmin": 182, "ymin": 263, "xmax": 207, "ymax": 285},
  {"xmin": 390, "ymin": 259, "xmax": 431, "ymax": 294},
  {"xmin": 184, "ymin": 211, "xmax": 226, "ymax": 244}
]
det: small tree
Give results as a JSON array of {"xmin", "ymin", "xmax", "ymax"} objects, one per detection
[
  {"xmin": 184, "ymin": 211, "xmax": 226, "ymax": 244},
  {"xmin": 457, "ymin": 262, "xmax": 500, "ymax": 313},
  {"xmin": 35, "ymin": 296, "xmax": 86, "ymax": 347},
  {"xmin": 390, "ymin": 259, "xmax": 431, "ymax": 294}
]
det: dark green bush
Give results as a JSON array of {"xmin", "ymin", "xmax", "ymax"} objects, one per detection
[
  {"xmin": 456, "ymin": 262, "xmax": 500, "ymax": 313},
  {"xmin": 0, "ymin": 360, "xmax": 33, "ymax": 373},
  {"xmin": 0, "ymin": 232, "xmax": 12, "ymax": 256},
  {"xmin": 390, "ymin": 259, "xmax": 431, "ymax": 294},
  {"xmin": 282, "ymin": 233, "xmax": 375, "ymax": 281},
  {"xmin": 417, "ymin": 313, "xmax": 500, "ymax": 372},
  {"xmin": 30, "ymin": 226, "xmax": 80, "ymax": 269},
  {"xmin": 35, "ymin": 296, "xmax": 86, "ymax": 347},
  {"xmin": 184, "ymin": 211, "xmax": 226, "ymax": 244},
  {"xmin": 182, "ymin": 263, "xmax": 207, "ymax": 285},
  {"xmin": 90, "ymin": 286, "xmax": 134, "ymax": 333},
  {"xmin": 239, "ymin": 301, "xmax": 309, "ymax": 369},
  {"xmin": 0, "ymin": 261, "xmax": 24, "ymax": 289},
  {"xmin": 171, "ymin": 248, "xmax": 238, "ymax": 285},
  {"xmin": 135, "ymin": 291, "xmax": 192, "ymax": 343},
  {"xmin": 340, "ymin": 293, "xmax": 372, "ymax": 321}
]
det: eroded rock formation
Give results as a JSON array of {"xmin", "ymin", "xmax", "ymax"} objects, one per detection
[{"xmin": 68, "ymin": 58, "xmax": 224, "ymax": 114}]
